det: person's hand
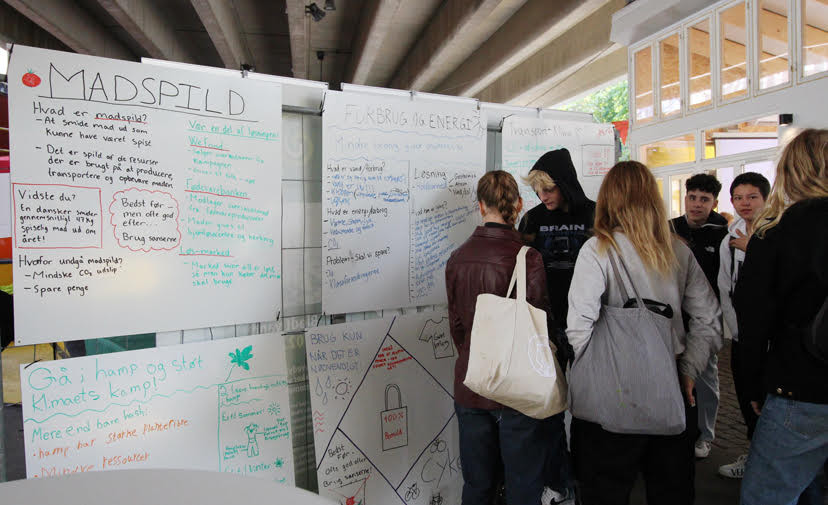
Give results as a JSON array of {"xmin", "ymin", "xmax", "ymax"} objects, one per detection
[
  {"xmin": 751, "ymin": 401, "xmax": 762, "ymax": 416},
  {"xmin": 680, "ymin": 375, "xmax": 696, "ymax": 407},
  {"xmin": 729, "ymin": 229, "xmax": 750, "ymax": 252}
]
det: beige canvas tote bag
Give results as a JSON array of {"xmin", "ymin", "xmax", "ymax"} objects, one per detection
[{"xmin": 463, "ymin": 246, "xmax": 567, "ymax": 419}]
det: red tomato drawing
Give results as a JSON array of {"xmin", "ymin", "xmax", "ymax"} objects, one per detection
[{"xmin": 21, "ymin": 70, "xmax": 41, "ymax": 88}]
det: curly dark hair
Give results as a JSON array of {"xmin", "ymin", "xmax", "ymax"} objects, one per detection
[{"xmin": 685, "ymin": 173, "xmax": 722, "ymax": 197}]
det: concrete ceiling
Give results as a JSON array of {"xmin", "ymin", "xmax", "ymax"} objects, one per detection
[{"xmin": 1, "ymin": 0, "xmax": 629, "ymax": 107}]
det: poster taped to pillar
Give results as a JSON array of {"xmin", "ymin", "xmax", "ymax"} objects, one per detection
[
  {"xmin": 502, "ymin": 117, "xmax": 614, "ymax": 211},
  {"xmin": 8, "ymin": 45, "xmax": 282, "ymax": 344},
  {"xmin": 322, "ymin": 91, "xmax": 486, "ymax": 314},
  {"xmin": 306, "ymin": 312, "xmax": 461, "ymax": 505},
  {"xmin": 20, "ymin": 333, "xmax": 294, "ymax": 483}
]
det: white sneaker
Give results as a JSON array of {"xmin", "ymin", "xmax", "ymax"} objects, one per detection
[
  {"xmin": 718, "ymin": 454, "xmax": 748, "ymax": 479},
  {"xmin": 541, "ymin": 486, "xmax": 575, "ymax": 505},
  {"xmin": 694, "ymin": 439, "xmax": 711, "ymax": 458}
]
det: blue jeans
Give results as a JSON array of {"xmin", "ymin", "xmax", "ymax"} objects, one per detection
[
  {"xmin": 455, "ymin": 403, "xmax": 550, "ymax": 505},
  {"xmin": 741, "ymin": 395, "xmax": 828, "ymax": 505}
]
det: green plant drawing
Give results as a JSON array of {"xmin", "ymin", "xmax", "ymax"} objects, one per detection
[{"xmin": 225, "ymin": 345, "xmax": 254, "ymax": 382}]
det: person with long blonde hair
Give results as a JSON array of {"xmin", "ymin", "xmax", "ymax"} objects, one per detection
[
  {"xmin": 736, "ymin": 129, "xmax": 828, "ymax": 505},
  {"xmin": 566, "ymin": 161, "xmax": 722, "ymax": 504}
]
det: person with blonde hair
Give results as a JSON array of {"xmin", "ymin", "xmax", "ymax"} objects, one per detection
[
  {"xmin": 446, "ymin": 170, "xmax": 565, "ymax": 505},
  {"xmin": 736, "ymin": 129, "xmax": 828, "ymax": 505},
  {"xmin": 518, "ymin": 148, "xmax": 590, "ymax": 503},
  {"xmin": 519, "ymin": 148, "xmax": 595, "ymax": 361},
  {"xmin": 566, "ymin": 161, "xmax": 722, "ymax": 504}
]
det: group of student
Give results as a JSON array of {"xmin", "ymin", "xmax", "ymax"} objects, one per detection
[{"xmin": 445, "ymin": 128, "xmax": 828, "ymax": 505}]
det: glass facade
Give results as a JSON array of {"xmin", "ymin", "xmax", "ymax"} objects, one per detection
[
  {"xmin": 720, "ymin": 2, "xmax": 749, "ymax": 101},
  {"xmin": 634, "ymin": 45, "xmax": 655, "ymax": 123}
]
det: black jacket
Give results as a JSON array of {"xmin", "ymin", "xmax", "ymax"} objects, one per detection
[
  {"xmin": 670, "ymin": 212, "xmax": 729, "ymax": 296},
  {"xmin": 735, "ymin": 197, "xmax": 828, "ymax": 404},
  {"xmin": 518, "ymin": 148, "xmax": 595, "ymax": 328}
]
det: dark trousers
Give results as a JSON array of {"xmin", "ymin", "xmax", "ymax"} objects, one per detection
[
  {"xmin": 455, "ymin": 403, "xmax": 549, "ymax": 505},
  {"xmin": 544, "ymin": 411, "xmax": 574, "ymax": 492},
  {"xmin": 731, "ymin": 340, "xmax": 759, "ymax": 440},
  {"xmin": 571, "ymin": 394, "xmax": 698, "ymax": 505}
]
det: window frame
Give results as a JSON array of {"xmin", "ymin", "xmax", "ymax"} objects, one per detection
[
  {"xmin": 754, "ymin": 0, "xmax": 794, "ymax": 95},
  {"xmin": 654, "ymin": 150, "xmax": 779, "ymax": 217},
  {"xmin": 717, "ymin": 0, "xmax": 753, "ymax": 106},
  {"xmin": 658, "ymin": 31, "xmax": 685, "ymax": 120},
  {"xmin": 797, "ymin": 0, "xmax": 828, "ymax": 83},
  {"xmin": 684, "ymin": 14, "xmax": 717, "ymax": 115},
  {"xmin": 637, "ymin": 130, "xmax": 699, "ymax": 168},
  {"xmin": 631, "ymin": 41, "xmax": 657, "ymax": 127},
  {"xmin": 701, "ymin": 112, "xmax": 782, "ymax": 161}
]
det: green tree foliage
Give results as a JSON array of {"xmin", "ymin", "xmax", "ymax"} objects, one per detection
[
  {"xmin": 560, "ymin": 80, "xmax": 629, "ymax": 123},
  {"xmin": 560, "ymin": 80, "xmax": 630, "ymax": 159}
]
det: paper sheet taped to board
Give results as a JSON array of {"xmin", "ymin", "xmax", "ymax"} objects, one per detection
[
  {"xmin": 501, "ymin": 117, "xmax": 615, "ymax": 212},
  {"xmin": 307, "ymin": 312, "xmax": 461, "ymax": 505},
  {"xmin": 20, "ymin": 333, "xmax": 294, "ymax": 483},
  {"xmin": 8, "ymin": 45, "xmax": 282, "ymax": 344},
  {"xmin": 322, "ymin": 92, "xmax": 485, "ymax": 314}
]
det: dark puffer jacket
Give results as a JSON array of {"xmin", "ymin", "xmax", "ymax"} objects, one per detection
[
  {"xmin": 445, "ymin": 224, "xmax": 551, "ymax": 409},
  {"xmin": 670, "ymin": 211, "xmax": 729, "ymax": 296}
]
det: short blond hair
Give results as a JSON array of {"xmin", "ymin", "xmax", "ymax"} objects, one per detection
[{"xmin": 522, "ymin": 170, "xmax": 556, "ymax": 193}]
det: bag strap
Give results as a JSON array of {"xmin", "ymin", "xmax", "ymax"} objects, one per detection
[
  {"xmin": 507, "ymin": 246, "xmax": 529, "ymax": 303},
  {"xmin": 607, "ymin": 247, "xmax": 646, "ymax": 308}
]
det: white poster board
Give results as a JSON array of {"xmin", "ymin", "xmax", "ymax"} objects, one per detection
[
  {"xmin": 307, "ymin": 312, "xmax": 461, "ymax": 505},
  {"xmin": 21, "ymin": 333, "xmax": 294, "ymax": 483},
  {"xmin": 322, "ymin": 91, "xmax": 485, "ymax": 314},
  {"xmin": 0, "ymin": 170, "xmax": 9, "ymax": 238},
  {"xmin": 502, "ymin": 117, "xmax": 614, "ymax": 211},
  {"xmin": 8, "ymin": 46, "xmax": 282, "ymax": 344}
]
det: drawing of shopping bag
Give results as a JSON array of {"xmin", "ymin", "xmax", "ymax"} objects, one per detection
[{"xmin": 381, "ymin": 384, "xmax": 408, "ymax": 451}]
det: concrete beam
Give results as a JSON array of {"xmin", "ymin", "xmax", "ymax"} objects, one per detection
[
  {"xmin": 285, "ymin": 1, "xmax": 307, "ymax": 79},
  {"xmin": 388, "ymin": 0, "xmax": 520, "ymax": 92},
  {"xmin": 3, "ymin": 0, "xmax": 134, "ymax": 59},
  {"xmin": 527, "ymin": 46, "xmax": 627, "ymax": 108},
  {"xmin": 0, "ymin": 2, "xmax": 67, "ymax": 51},
  {"xmin": 434, "ymin": 0, "xmax": 609, "ymax": 97},
  {"xmin": 96, "ymin": 0, "xmax": 196, "ymax": 63},
  {"xmin": 476, "ymin": 0, "xmax": 625, "ymax": 106},
  {"xmin": 343, "ymin": 0, "xmax": 402, "ymax": 85},
  {"xmin": 190, "ymin": 0, "xmax": 254, "ymax": 70}
]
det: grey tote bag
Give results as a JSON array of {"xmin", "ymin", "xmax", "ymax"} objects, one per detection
[{"xmin": 569, "ymin": 249, "xmax": 686, "ymax": 435}]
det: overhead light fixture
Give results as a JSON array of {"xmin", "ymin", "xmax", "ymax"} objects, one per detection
[
  {"xmin": 306, "ymin": 3, "xmax": 325, "ymax": 22},
  {"xmin": 324, "ymin": 0, "xmax": 336, "ymax": 10}
]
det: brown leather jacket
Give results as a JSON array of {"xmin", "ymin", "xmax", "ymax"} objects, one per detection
[{"xmin": 445, "ymin": 224, "xmax": 552, "ymax": 409}]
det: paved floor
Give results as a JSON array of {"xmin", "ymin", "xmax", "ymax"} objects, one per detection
[{"xmin": 629, "ymin": 343, "xmax": 744, "ymax": 504}]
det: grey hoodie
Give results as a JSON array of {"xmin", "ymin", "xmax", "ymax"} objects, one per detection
[{"xmin": 567, "ymin": 233, "xmax": 723, "ymax": 380}]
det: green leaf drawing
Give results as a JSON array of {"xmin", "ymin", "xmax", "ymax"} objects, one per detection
[{"xmin": 229, "ymin": 345, "xmax": 254, "ymax": 371}]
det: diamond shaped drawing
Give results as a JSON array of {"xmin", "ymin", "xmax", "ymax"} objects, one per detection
[{"xmin": 338, "ymin": 334, "xmax": 455, "ymax": 487}]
